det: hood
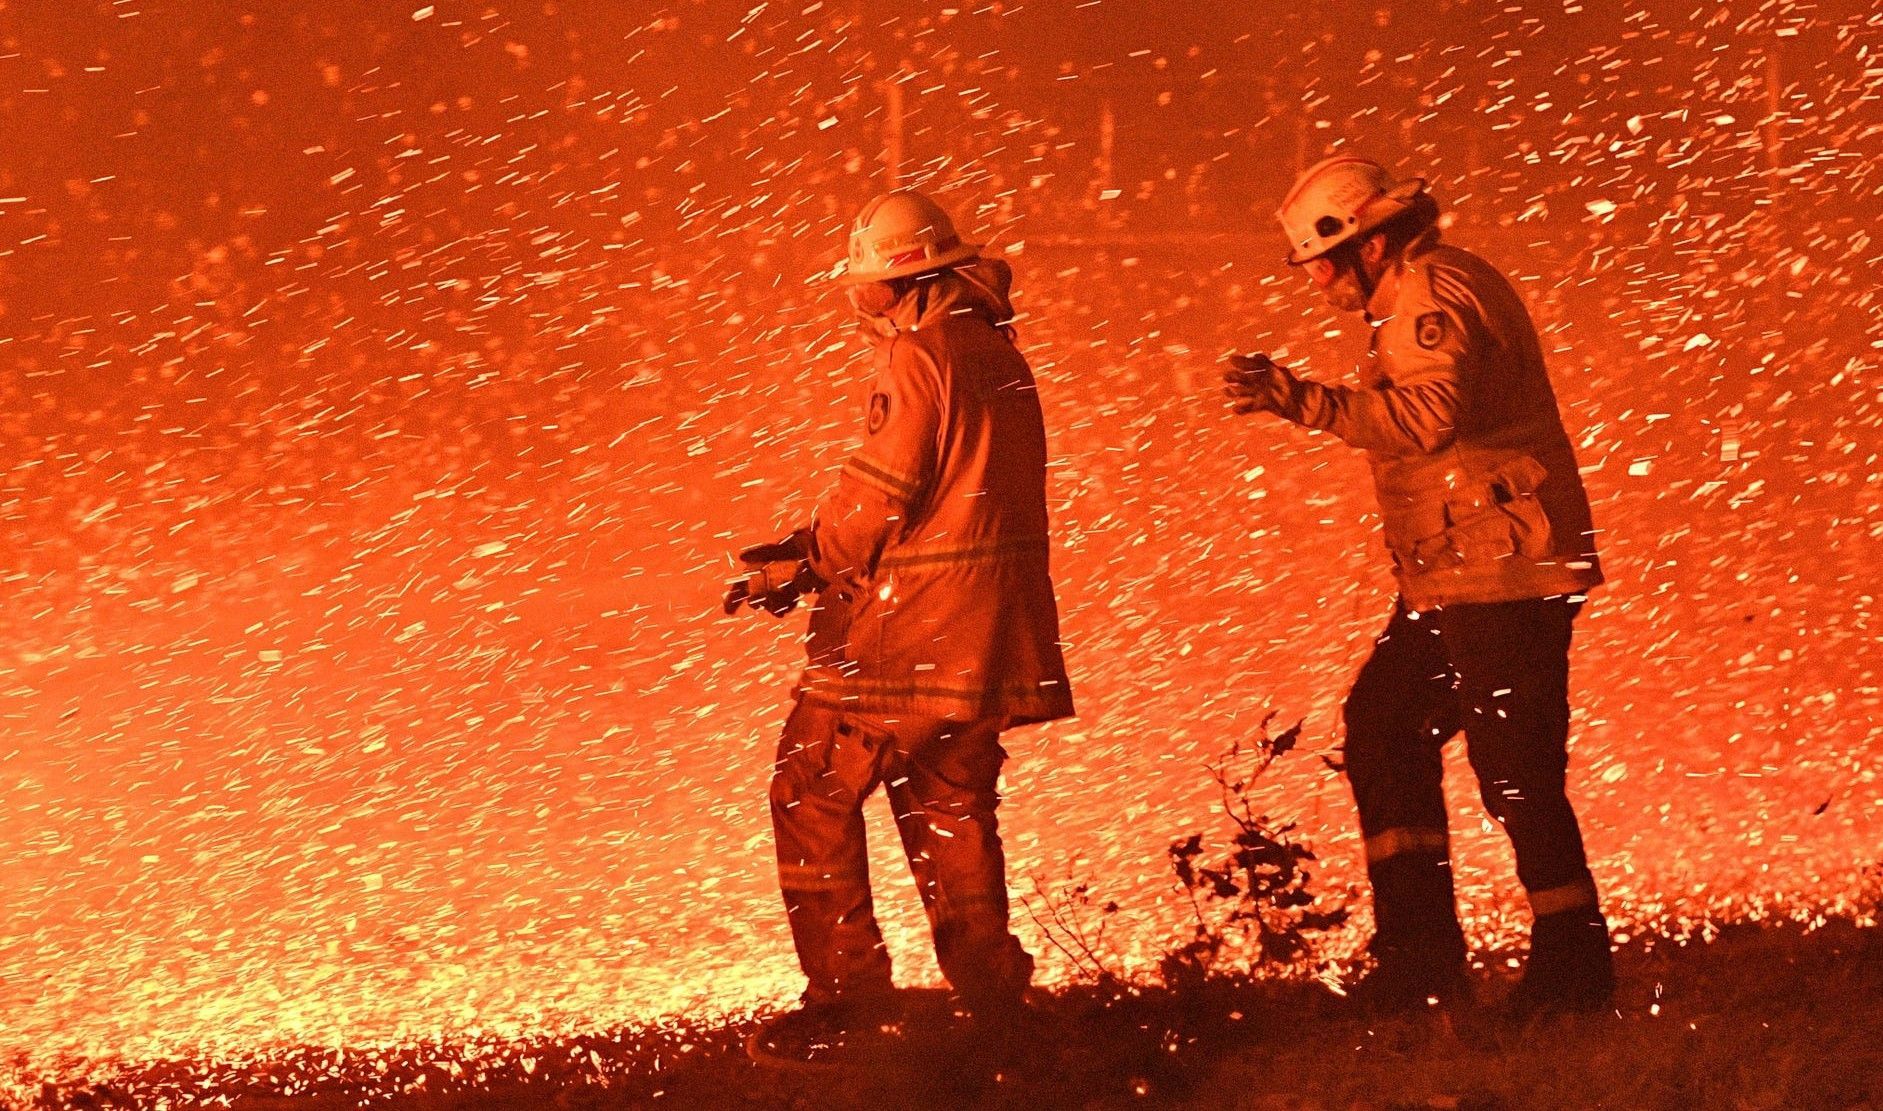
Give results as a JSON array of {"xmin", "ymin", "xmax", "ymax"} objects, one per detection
[{"xmin": 884, "ymin": 256, "xmax": 1017, "ymax": 335}]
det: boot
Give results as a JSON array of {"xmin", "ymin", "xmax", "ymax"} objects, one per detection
[
  {"xmin": 1507, "ymin": 908, "xmax": 1614, "ymax": 1020},
  {"xmin": 1347, "ymin": 852, "xmax": 1470, "ymax": 1015},
  {"xmin": 746, "ymin": 992, "xmax": 902, "ymax": 1070}
]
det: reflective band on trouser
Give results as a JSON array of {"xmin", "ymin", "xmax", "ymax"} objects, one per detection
[
  {"xmin": 1527, "ymin": 876, "xmax": 1600, "ymax": 918},
  {"xmin": 777, "ymin": 861, "xmax": 869, "ymax": 894},
  {"xmin": 1364, "ymin": 826, "xmax": 1450, "ymax": 864}
]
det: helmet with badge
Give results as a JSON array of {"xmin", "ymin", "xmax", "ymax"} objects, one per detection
[
  {"xmin": 838, "ymin": 190, "xmax": 981, "ymax": 285},
  {"xmin": 1276, "ymin": 156, "xmax": 1427, "ymax": 265}
]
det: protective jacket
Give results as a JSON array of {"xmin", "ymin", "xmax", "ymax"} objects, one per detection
[
  {"xmin": 797, "ymin": 259, "xmax": 1074, "ymax": 725},
  {"xmin": 1274, "ymin": 228, "xmax": 1603, "ymax": 610}
]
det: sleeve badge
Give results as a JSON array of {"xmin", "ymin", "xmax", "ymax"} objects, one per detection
[
  {"xmin": 1415, "ymin": 312, "xmax": 1448, "ymax": 350},
  {"xmin": 866, "ymin": 391, "xmax": 891, "ymax": 435}
]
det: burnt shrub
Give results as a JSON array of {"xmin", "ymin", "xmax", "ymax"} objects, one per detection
[{"xmin": 1160, "ymin": 713, "xmax": 1348, "ymax": 990}]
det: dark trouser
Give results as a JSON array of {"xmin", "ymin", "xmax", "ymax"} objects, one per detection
[
  {"xmin": 1343, "ymin": 597, "xmax": 1605, "ymax": 971},
  {"xmin": 768, "ymin": 699, "xmax": 1033, "ymax": 1007}
]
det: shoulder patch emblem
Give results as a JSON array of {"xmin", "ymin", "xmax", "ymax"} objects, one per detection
[
  {"xmin": 866, "ymin": 391, "xmax": 891, "ymax": 435},
  {"xmin": 1415, "ymin": 311, "xmax": 1447, "ymax": 350}
]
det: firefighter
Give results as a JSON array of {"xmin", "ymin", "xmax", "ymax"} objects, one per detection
[
  {"xmin": 725, "ymin": 189, "xmax": 1074, "ymax": 1066},
  {"xmin": 1222, "ymin": 155, "xmax": 1613, "ymax": 1017}
]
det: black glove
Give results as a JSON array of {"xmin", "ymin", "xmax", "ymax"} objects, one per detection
[
  {"xmin": 1222, "ymin": 352, "xmax": 1299, "ymax": 416},
  {"xmin": 722, "ymin": 529, "xmax": 822, "ymax": 617}
]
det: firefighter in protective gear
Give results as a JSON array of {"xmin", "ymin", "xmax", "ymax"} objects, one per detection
[
  {"xmin": 1224, "ymin": 155, "xmax": 1613, "ymax": 1017},
  {"xmin": 730, "ymin": 189, "xmax": 1074, "ymax": 1065}
]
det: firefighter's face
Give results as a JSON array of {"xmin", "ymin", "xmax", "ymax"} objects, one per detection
[
  {"xmin": 1303, "ymin": 246, "xmax": 1369, "ymax": 313},
  {"xmin": 846, "ymin": 282, "xmax": 903, "ymax": 338}
]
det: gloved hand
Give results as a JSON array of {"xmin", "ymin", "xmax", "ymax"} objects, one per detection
[
  {"xmin": 1222, "ymin": 352, "xmax": 1299, "ymax": 416},
  {"xmin": 722, "ymin": 530, "xmax": 822, "ymax": 617}
]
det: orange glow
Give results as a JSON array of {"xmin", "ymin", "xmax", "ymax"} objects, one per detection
[{"xmin": 0, "ymin": 2, "xmax": 1877, "ymax": 1104}]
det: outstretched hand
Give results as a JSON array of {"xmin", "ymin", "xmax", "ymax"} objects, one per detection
[
  {"xmin": 1222, "ymin": 352, "xmax": 1297, "ymax": 416},
  {"xmin": 722, "ymin": 564, "xmax": 806, "ymax": 616},
  {"xmin": 722, "ymin": 532, "xmax": 819, "ymax": 617}
]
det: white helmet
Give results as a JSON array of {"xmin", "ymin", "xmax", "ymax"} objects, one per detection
[
  {"xmin": 838, "ymin": 189, "xmax": 981, "ymax": 285},
  {"xmin": 1277, "ymin": 156, "xmax": 1426, "ymax": 265}
]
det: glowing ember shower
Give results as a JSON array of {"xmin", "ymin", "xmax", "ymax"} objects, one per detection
[{"xmin": 0, "ymin": 0, "xmax": 1877, "ymax": 1099}]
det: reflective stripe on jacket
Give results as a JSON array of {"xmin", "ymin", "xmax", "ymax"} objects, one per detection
[
  {"xmin": 1280, "ymin": 228, "xmax": 1604, "ymax": 609},
  {"xmin": 797, "ymin": 261, "xmax": 1074, "ymax": 725}
]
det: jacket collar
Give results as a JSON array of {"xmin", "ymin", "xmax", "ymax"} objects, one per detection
[{"xmin": 1364, "ymin": 226, "xmax": 1443, "ymax": 324}]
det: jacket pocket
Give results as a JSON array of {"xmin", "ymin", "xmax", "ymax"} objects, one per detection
[
  {"xmin": 1487, "ymin": 455, "xmax": 1552, "ymax": 560},
  {"xmin": 823, "ymin": 716, "xmax": 892, "ymax": 796},
  {"xmin": 1426, "ymin": 454, "xmax": 1553, "ymax": 565},
  {"xmin": 1437, "ymin": 501, "xmax": 1517, "ymax": 563}
]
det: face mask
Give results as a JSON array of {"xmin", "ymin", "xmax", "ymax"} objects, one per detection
[
  {"xmin": 847, "ymin": 281, "xmax": 899, "ymax": 317},
  {"xmin": 1308, "ymin": 244, "xmax": 1374, "ymax": 314},
  {"xmin": 846, "ymin": 282, "xmax": 903, "ymax": 338},
  {"xmin": 1322, "ymin": 265, "xmax": 1370, "ymax": 313}
]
